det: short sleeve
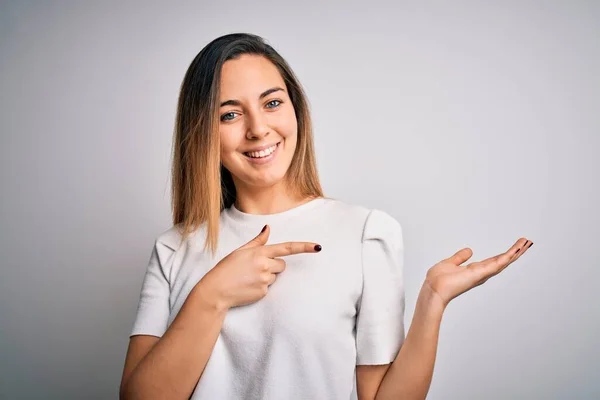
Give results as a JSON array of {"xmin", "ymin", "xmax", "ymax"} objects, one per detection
[
  {"xmin": 129, "ymin": 239, "xmax": 174, "ymax": 338},
  {"xmin": 356, "ymin": 209, "xmax": 406, "ymax": 365}
]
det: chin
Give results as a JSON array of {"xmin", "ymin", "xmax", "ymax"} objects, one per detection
[{"xmin": 245, "ymin": 171, "xmax": 289, "ymax": 188}]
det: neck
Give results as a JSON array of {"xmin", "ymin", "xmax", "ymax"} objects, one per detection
[{"xmin": 233, "ymin": 179, "xmax": 315, "ymax": 215}]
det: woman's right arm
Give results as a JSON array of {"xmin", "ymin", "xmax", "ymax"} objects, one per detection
[
  {"xmin": 119, "ymin": 282, "xmax": 227, "ymax": 400},
  {"xmin": 119, "ymin": 225, "xmax": 321, "ymax": 399}
]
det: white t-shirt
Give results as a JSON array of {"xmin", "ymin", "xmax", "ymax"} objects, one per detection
[{"xmin": 130, "ymin": 197, "xmax": 406, "ymax": 399}]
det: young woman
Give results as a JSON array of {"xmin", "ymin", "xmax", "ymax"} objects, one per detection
[{"xmin": 119, "ymin": 33, "xmax": 533, "ymax": 400}]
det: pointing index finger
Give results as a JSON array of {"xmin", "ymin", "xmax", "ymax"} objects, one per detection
[{"xmin": 262, "ymin": 242, "xmax": 321, "ymax": 258}]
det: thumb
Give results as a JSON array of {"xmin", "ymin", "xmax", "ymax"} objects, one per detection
[
  {"xmin": 444, "ymin": 247, "xmax": 473, "ymax": 266},
  {"xmin": 238, "ymin": 224, "xmax": 270, "ymax": 250}
]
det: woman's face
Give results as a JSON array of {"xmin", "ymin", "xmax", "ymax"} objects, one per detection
[{"xmin": 218, "ymin": 54, "xmax": 298, "ymax": 191}]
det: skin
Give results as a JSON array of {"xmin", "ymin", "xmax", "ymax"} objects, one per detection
[
  {"xmin": 369, "ymin": 239, "xmax": 533, "ymax": 400},
  {"xmin": 120, "ymin": 53, "xmax": 534, "ymax": 399},
  {"xmin": 219, "ymin": 54, "xmax": 305, "ymax": 214}
]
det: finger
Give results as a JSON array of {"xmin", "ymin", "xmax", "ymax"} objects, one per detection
[
  {"xmin": 467, "ymin": 253, "xmax": 511, "ymax": 281},
  {"xmin": 443, "ymin": 248, "xmax": 473, "ymax": 266},
  {"xmin": 268, "ymin": 258, "xmax": 286, "ymax": 274},
  {"xmin": 266, "ymin": 273, "xmax": 277, "ymax": 286},
  {"xmin": 511, "ymin": 238, "xmax": 533, "ymax": 261},
  {"xmin": 480, "ymin": 238, "xmax": 531, "ymax": 266},
  {"xmin": 262, "ymin": 242, "xmax": 322, "ymax": 258},
  {"xmin": 238, "ymin": 225, "xmax": 270, "ymax": 250},
  {"xmin": 468, "ymin": 238, "xmax": 531, "ymax": 279}
]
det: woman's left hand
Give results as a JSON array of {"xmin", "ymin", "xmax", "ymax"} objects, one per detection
[{"xmin": 424, "ymin": 238, "xmax": 533, "ymax": 308}]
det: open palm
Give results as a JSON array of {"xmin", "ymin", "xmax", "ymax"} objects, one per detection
[{"xmin": 425, "ymin": 238, "xmax": 533, "ymax": 307}]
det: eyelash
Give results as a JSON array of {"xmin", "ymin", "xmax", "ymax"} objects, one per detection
[{"xmin": 220, "ymin": 99, "xmax": 283, "ymax": 122}]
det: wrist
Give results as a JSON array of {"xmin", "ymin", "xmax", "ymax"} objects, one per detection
[
  {"xmin": 193, "ymin": 278, "xmax": 230, "ymax": 314},
  {"xmin": 418, "ymin": 281, "xmax": 447, "ymax": 317}
]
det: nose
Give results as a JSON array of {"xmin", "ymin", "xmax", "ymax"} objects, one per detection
[{"xmin": 246, "ymin": 109, "xmax": 270, "ymax": 140}]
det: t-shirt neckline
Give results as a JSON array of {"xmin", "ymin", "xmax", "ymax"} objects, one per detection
[{"xmin": 225, "ymin": 197, "xmax": 329, "ymax": 225}]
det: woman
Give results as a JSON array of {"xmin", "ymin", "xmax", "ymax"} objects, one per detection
[{"xmin": 119, "ymin": 33, "xmax": 533, "ymax": 400}]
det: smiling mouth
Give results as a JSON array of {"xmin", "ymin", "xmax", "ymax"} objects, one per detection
[{"xmin": 243, "ymin": 142, "xmax": 280, "ymax": 159}]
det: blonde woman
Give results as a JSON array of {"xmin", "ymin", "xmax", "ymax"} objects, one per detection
[{"xmin": 119, "ymin": 33, "xmax": 533, "ymax": 400}]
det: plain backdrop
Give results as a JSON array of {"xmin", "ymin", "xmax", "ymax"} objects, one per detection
[{"xmin": 1, "ymin": 1, "xmax": 598, "ymax": 399}]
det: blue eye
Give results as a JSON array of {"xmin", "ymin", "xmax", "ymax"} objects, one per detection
[
  {"xmin": 221, "ymin": 112, "xmax": 236, "ymax": 122},
  {"xmin": 266, "ymin": 100, "xmax": 281, "ymax": 108},
  {"xmin": 221, "ymin": 100, "xmax": 281, "ymax": 122}
]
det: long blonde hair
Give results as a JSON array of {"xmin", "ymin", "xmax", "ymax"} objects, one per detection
[{"xmin": 171, "ymin": 33, "xmax": 324, "ymax": 253}]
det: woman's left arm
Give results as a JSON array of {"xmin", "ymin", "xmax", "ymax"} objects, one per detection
[
  {"xmin": 358, "ymin": 238, "xmax": 533, "ymax": 400},
  {"xmin": 359, "ymin": 282, "xmax": 444, "ymax": 400}
]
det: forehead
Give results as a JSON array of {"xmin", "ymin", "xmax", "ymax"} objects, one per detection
[{"xmin": 219, "ymin": 54, "xmax": 285, "ymax": 97}]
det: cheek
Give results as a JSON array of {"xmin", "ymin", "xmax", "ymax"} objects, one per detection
[
  {"xmin": 219, "ymin": 131, "xmax": 239, "ymax": 166},
  {"xmin": 220, "ymin": 124, "xmax": 244, "ymax": 151},
  {"xmin": 219, "ymin": 138, "xmax": 228, "ymax": 158},
  {"xmin": 280, "ymin": 109, "xmax": 298, "ymax": 139}
]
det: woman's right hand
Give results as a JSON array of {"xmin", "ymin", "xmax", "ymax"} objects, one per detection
[{"xmin": 195, "ymin": 225, "xmax": 322, "ymax": 310}]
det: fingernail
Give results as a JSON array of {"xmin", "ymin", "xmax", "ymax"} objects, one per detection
[
  {"xmin": 261, "ymin": 225, "xmax": 267, "ymax": 233},
  {"xmin": 515, "ymin": 248, "xmax": 520, "ymax": 253},
  {"xmin": 314, "ymin": 244, "xmax": 322, "ymax": 252},
  {"xmin": 528, "ymin": 242, "xmax": 533, "ymax": 248}
]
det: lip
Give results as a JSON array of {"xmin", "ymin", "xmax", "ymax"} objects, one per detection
[
  {"xmin": 243, "ymin": 141, "xmax": 281, "ymax": 153},
  {"xmin": 243, "ymin": 142, "xmax": 281, "ymax": 165}
]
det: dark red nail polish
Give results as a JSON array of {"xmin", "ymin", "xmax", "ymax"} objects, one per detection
[
  {"xmin": 314, "ymin": 245, "xmax": 322, "ymax": 252},
  {"xmin": 528, "ymin": 242, "xmax": 533, "ymax": 248},
  {"xmin": 515, "ymin": 248, "xmax": 520, "ymax": 253},
  {"xmin": 261, "ymin": 225, "xmax": 267, "ymax": 233}
]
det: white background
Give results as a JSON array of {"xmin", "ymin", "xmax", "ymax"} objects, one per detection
[{"xmin": 1, "ymin": 1, "xmax": 598, "ymax": 398}]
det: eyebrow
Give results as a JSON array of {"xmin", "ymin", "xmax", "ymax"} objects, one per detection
[{"xmin": 220, "ymin": 87, "xmax": 285, "ymax": 107}]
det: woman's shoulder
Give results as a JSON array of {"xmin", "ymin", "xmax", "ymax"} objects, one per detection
[
  {"xmin": 147, "ymin": 223, "xmax": 209, "ymax": 281},
  {"xmin": 323, "ymin": 197, "xmax": 400, "ymax": 225},
  {"xmin": 319, "ymin": 196, "xmax": 371, "ymax": 218},
  {"xmin": 321, "ymin": 197, "xmax": 403, "ymax": 241},
  {"xmin": 153, "ymin": 224, "xmax": 184, "ymax": 250},
  {"xmin": 153, "ymin": 222, "xmax": 207, "ymax": 252}
]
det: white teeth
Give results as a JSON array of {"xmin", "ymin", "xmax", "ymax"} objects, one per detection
[{"xmin": 246, "ymin": 144, "xmax": 277, "ymax": 158}]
